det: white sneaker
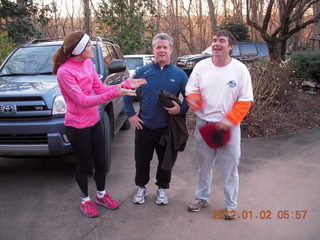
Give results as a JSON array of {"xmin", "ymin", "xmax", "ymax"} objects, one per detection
[
  {"xmin": 132, "ymin": 187, "xmax": 148, "ymax": 204},
  {"xmin": 156, "ymin": 188, "xmax": 168, "ymax": 205},
  {"xmin": 187, "ymin": 199, "xmax": 209, "ymax": 212}
]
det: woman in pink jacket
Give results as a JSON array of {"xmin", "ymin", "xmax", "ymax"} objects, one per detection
[{"xmin": 53, "ymin": 31, "xmax": 146, "ymax": 218}]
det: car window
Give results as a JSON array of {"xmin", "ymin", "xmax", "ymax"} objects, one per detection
[
  {"xmin": 145, "ymin": 56, "xmax": 154, "ymax": 64},
  {"xmin": 254, "ymin": 43, "xmax": 269, "ymax": 57},
  {"xmin": 0, "ymin": 45, "xmax": 59, "ymax": 75},
  {"xmin": 231, "ymin": 44, "xmax": 240, "ymax": 57},
  {"xmin": 202, "ymin": 45, "xmax": 241, "ymax": 57},
  {"xmin": 202, "ymin": 46, "xmax": 212, "ymax": 55},
  {"xmin": 239, "ymin": 43, "xmax": 257, "ymax": 56},
  {"xmin": 107, "ymin": 44, "xmax": 118, "ymax": 60},
  {"xmin": 114, "ymin": 45, "xmax": 124, "ymax": 59},
  {"xmin": 125, "ymin": 57, "xmax": 144, "ymax": 70},
  {"xmin": 0, "ymin": 44, "xmax": 102, "ymax": 76},
  {"xmin": 102, "ymin": 43, "xmax": 113, "ymax": 72}
]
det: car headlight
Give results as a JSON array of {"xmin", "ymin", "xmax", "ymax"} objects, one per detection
[
  {"xmin": 52, "ymin": 95, "xmax": 66, "ymax": 115},
  {"xmin": 186, "ymin": 61, "xmax": 195, "ymax": 68}
]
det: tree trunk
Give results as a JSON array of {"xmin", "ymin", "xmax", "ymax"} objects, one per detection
[
  {"xmin": 156, "ymin": 0, "xmax": 161, "ymax": 32},
  {"xmin": 280, "ymin": 39, "xmax": 287, "ymax": 60},
  {"xmin": 198, "ymin": 0, "xmax": 204, "ymax": 50},
  {"xmin": 268, "ymin": 41, "xmax": 280, "ymax": 62},
  {"xmin": 222, "ymin": 0, "xmax": 227, "ymax": 19},
  {"xmin": 268, "ymin": 37, "xmax": 292, "ymax": 62},
  {"xmin": 207, "ymin": 0, "xmax": 217, "ymax": 32},
  {"xmin": 231, "ymin": 0, "xmax": 243, "ymax": 22},
  {"xmin": 180, "ymin": 0, "xmax": 197, "ymax": 53},
  {"xmin": 175, "ymin": 0, "xmax": 180, "ymax": 59},
  {"xmin": 249, "ymin": 0, "xmax": 259, "ymax": 41},
  {"xmin": 83, "ymin": 0, "xmax": 91, "ymax": 35},
  {"xmin": 314, "ymin": 1, "xmax": 320, "ymax": 49},
  {"xmin": 66, "ymin": 0, "xmax": 75, "ymax": 32}
]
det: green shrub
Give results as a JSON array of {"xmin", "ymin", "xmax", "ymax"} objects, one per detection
[
  {"xmin": 0, "ymin": 32, "xmax": 16, "ymax": 65},
  {"xmin": 219, "ymin": 21, "xmax": 250, "ymax": 41},
  {"xmin": 288, "ymin": 51, "xmax": 320, "ymax": 83}
]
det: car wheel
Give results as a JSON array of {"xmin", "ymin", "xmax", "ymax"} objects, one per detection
[
  {"xmin": 120, "ymin": 117, "xmax": 131, "ymax": 130},
  {"xmin": 102, "ymin": 111, "xmax": 112, "ymax": 173}
]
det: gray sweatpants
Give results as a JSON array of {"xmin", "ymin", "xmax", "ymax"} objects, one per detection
[{"xmin": 194, "ymin": 117, "xmax": 241, "ymax": 209}]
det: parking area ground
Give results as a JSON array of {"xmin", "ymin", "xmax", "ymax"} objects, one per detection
[{"xmin": 0, "ymin": 125, "xmax": 319, "ymax": 240}]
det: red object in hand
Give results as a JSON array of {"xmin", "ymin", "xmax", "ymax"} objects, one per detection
[
  {"xmin": 186, "ymin": 93, "xmax": 203, "ymax": 111},
  {"xmin": 199, "ymin": 123, "xmax": 231, "ymax": 149}
]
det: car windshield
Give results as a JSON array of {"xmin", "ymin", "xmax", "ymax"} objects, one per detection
[
  {"xmin": 0, "ymin": 45, "xmax": 60, "ymax": 76},
  {"xmin": 144, "ymin": 56, "xmax": 154, "ymax": 65},
  {"xmin": 202, "ymin": 45, "xmax": 241, "ymax": 57},
  {"xmin": 125, "ymin": 57, "xmax": 144, "ymax": 71},
  {"xmin": 0, "ymin": 44, "xmax": 99, "ymax": 77},
  {"xmin": 231, "ymin": 45, "xmax": 240, "ymax": 57},
  {"xmin": 239, "ymin": 44, "xmax": 257, "ymax": 56},
  {"xmin": 255, "ymin": 43, "xmax": 269, "ymax": 57},
  {"xmin": 202, "ymin": 47, "xmax": 212, "ymax": 55}
]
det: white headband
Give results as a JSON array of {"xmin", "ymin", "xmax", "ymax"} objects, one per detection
[{"xmin": 71, "ymin": 33, "xmax": 90, "ymax": 56}]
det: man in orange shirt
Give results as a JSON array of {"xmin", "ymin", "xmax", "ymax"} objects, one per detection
[{"xmin": 186, "ymin": 30, "xmax": 253, "ymax": 219}]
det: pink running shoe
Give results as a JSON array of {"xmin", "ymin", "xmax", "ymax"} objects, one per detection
[
  {"xmin": 96, "ymin": 193, "xmax": 120, "ymax": 210},
  {"xmin": 80, "ymin": 200, "xmax": 99, "ymax": 218}
]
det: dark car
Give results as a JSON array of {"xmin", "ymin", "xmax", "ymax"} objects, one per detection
[
  {"xmin": 177, "ymin": 42, "xmax": 269, "ymax": 76},
  {"xmin": 0, "ymin": 37, "xmax": 130, "ymax": 172}
]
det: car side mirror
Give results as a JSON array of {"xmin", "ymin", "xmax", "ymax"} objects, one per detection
[{"xmin": 108, "ymin": 59, "xmax": 126, "ymax": 74}]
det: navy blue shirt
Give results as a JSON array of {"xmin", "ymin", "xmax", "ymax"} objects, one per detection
[{"xmin": 124, "ymin": 62, "xmax": 189, "ymax": 129}]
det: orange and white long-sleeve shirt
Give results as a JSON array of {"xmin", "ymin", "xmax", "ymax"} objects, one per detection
[{"xmin": 186, "ymin": 58, "xmax": 253, "ymax": 126}]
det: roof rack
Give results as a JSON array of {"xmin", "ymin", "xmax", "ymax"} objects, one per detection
[
  {"xmin": 26, "ymin": 36, "xmax": 114, "ymax": 45},
  {"xmin": 27, "ymin": 38, "xmax": 64, "ymax": 44}
]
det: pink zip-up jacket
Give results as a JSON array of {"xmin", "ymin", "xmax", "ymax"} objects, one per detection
[{"xmin": 57, "ymin": 58, "xmax": 131, "ymax": 129}]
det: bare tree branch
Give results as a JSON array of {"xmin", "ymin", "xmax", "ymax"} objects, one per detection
[{"xmin": 247, "ymin": 0, "xmax": 320, "ymax": 61}]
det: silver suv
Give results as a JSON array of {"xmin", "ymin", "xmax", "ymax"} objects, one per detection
[{"xmin": 0, "ymin": 37, "xmax": 130, "ymax": 172}]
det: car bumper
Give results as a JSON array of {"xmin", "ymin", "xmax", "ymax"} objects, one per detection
[{"xmin": 0, "ymin": 117, "xmax": 73, "ymax": 156}]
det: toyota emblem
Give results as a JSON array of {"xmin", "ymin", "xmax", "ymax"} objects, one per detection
[{"xmin": 1, "ymin": 104, "xmax": 16, "ymax": 115}]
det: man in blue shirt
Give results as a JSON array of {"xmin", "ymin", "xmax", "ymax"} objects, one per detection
[{"xmin": 124, "ymin": 33, "xmax": 189, "ymax": 205}]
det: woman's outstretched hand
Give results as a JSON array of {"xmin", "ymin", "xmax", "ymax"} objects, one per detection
[
  {"xmin": 127, "ymin": 73, "xmax": 147, "ymax": 89},
  {"xmin": 117, "ymin": 82, "xmax": 137, "ymax": 97}
]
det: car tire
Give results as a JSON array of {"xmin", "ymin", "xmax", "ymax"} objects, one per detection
[
  {"xmin": 120, "ymin": 117, "xmax": 131, "ymax": 130},
  {"xmin": 102, "ymin": 111, "xmax": 112, "ymax": 173}
]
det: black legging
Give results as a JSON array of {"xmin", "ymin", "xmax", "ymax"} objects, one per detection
[{"xmin": 65, "ymin": 121, "xmax": 106, "ymax": 197}]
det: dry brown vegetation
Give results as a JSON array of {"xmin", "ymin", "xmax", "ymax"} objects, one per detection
[{"xmin": 186, "ymin": 61, "xmax": 320, "ymax": 138}]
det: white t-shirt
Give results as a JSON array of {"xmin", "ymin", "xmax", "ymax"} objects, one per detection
[{"xmin": 186, "ymin": 57, "xmax": 253, "ymax": 122}]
